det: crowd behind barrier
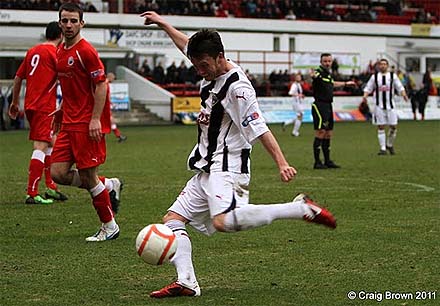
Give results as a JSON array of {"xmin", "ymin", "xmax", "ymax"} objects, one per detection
[
  {"xmin": 136, "ymin": 58, "xmax": 439, "ymax": 99},
  {"xmin": 0, "ymin": 0, "xmax": 438, "ymax": 24}
]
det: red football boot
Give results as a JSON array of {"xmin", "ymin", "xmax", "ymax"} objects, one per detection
[
  {"xmin": 150, "ymin": 281, "xmax": 201, "ymax": 298},
  {"xmin": 293, "ymin": 193, "xmax": 337, "ymax": 229}
]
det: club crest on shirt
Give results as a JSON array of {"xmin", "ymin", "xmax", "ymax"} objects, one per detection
[
  {"xmin": 210, "ymin": 92, "xmax": 219, "ymax": 106},
  {"xmin": 241, "ymin": 112, "xmax": 259, "ymax": 127},
  {"xmin": 67, "ymin": 56, "xmax": 74, "ymax": 66}
]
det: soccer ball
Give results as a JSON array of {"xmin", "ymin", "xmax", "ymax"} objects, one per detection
[{"xmin": 135, "ymin": 224, "xmax": 178, "ymax": 265}]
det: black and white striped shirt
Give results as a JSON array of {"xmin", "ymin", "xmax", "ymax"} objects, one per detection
[
  {"xmin": 364, "ymin": 71, "xmax": 405, "ymax": 110},
  {"xmin": 187, "ymin": 61, "xmax": 269, "ymax": 173}
]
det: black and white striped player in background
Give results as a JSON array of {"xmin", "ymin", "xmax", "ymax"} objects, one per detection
[
  {"xmin": 141, "ymin": 11, "xmax": 337, "ymax": 299},
  {"xmin": 362, "ymin": 59, "xmax": 408, "ymax": 155}
]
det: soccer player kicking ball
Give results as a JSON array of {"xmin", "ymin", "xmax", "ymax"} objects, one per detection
[
  {"xmin": 50, "ymin": 3, "xmax": 122, "ymax": 241},
  {"xmin": 141, "ymin": 11, "xmax": 337, "ymax": 298},
  {"xmin": 9, "ymin": 21, "xmax": 68, "ymax": 204}
]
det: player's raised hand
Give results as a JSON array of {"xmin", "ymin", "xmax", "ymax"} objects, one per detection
[
  {"xmin": 140, "ymin": 11, "xmax": 164, "ymax": 26},
  {"xmin": 280, "ymin": 165, "xmax": 297, "ymax": 182},
  {"xmin": 8, "ymin": 103, "xmax": 19, "ymax": 120}
]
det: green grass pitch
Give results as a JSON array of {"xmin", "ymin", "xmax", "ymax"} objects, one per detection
[{"xmin": 0, "ymin": 120, "xmax": 439, "ymax": 306}]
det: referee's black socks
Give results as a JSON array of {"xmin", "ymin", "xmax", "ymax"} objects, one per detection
[
  {"xmin": 322, "ymin": 138, "xmax": 330, "ymax": 164},
  {"xmin": 313, "ymin": 137, "xmax": 323, "ymax": 163}
]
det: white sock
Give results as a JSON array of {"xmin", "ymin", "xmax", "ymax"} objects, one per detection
[
  {"xmin": 31, "ymin": 149, "xmax": 46, "ymax": 163},
  {"xmin": 104, "ymin": 178, "xmax": 114, "ymax": 191},
  {"xmin": 378, "ymin": 129, "xmax": 386, "ymax": 151},
  {"xmin": 387, "ymin": 128, "xmax": 397, "ymax": 147},
  {"xmin": 89, "ymin": 181, "xmax": 105, "ymax": 197},
  {"xmin": 293, "ymin": 119, "xmax": 302, "ymax": 134},
  {"xmin": 223, "ymin": 202, "xmax": 308, "ymax": 232},
  {"xmin": 104, "ymin": 218, "xmax": 117, "ymax": 230},
  {"xmin": 45, "ymin": 147, "xmax": 53, "ymax": 156},
  {"xmin": 165, "ymin": 220, "xmax": 198, "ymax": 288}
]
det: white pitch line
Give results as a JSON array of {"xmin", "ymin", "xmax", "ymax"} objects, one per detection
[{"xmin": 299, "ymin": 176, "xmax": 435, "ymax": 192}]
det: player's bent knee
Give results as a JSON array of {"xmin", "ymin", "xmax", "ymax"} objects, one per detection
[
  {"xmin": 163, "ymin": 211, "xmax": 188, "ymax": 224},
  {"xmin": 50, "ymin": 167, "xmax": 63, "ymax": 184}
]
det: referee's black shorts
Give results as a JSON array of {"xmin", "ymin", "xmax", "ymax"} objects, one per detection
[{"xmin": 312, "ymin": 101, "xmax": 334, "ymax": 130}]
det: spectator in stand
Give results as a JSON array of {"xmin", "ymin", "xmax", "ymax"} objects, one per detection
[
  {"xmin": 85, "ymin": 1, "xmax": 98, "ymax": 12},
  {"xmin": 366, "ymin": 60, "xmax": 376, "ymax": 75},
  {"xmin": 245, "ymin": 69, "xmax": 258, "ymax": 89},
  {"xmin": 153, "ymin": 62, "xmax": 166, "ymax": 84},
  {"xmin": 301, "ymin": 69, "xmax": 313, "ymax": 96},
  {"xmin": 215, "ymin": 3, "xmax": 228, "ymax": 17},
  {"xmin": 246, "ymin": 0, "xmax": 257, "ymax": 17},
  {"xmin": 140, "ymin": 59, "xmax": 152, "ymax": 78},
  {"xmin": 166, "ymin": 61, "xmax": 178, "ymax": 83},
  {"xmin": 331, "ymin": 58, "xmax": 339, "ymax": 79},
  {"xmin": 187, "ymin": 65, "xmax": 200, "ymax": 85},
  {"xmin": 176, "ymin": 60, "xmax": 188, "ymax": 83}
]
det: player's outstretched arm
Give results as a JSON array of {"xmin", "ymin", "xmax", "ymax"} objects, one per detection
[
  {"xmin": 140, "ymin": 11, "xmax": 188, "ymax": 54},
  {"xmin": 258, "ymin": 131, "xmax": 297, "ymax": 182}
]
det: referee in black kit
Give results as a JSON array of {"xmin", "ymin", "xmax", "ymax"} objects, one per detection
[{"xmin": 311, "ymin": 53, "xmax": 355, "ymax": 169}]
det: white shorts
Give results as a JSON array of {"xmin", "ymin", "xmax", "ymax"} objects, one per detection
[
  {"xmin": 168, "ymin": 171, "xmax": 250, "ymax": 236},
  {"xmin": 292, "ymin": 101, "xmax": 303, "ymax": 115},
  {"xmin": 373, "ymin": 107, "xmax": 398, "ymax": 126}
]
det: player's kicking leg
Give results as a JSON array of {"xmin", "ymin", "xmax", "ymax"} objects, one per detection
[{"xmin": 219, "ymin": 193, "xmax": 337, "ymax": 232}]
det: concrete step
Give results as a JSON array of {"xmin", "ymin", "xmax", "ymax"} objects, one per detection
[{"xmin": 112, "ymin": 100, "xmax": 170, "ymax": 126}]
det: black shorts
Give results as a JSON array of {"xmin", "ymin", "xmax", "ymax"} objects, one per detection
[{"xmin": 312, "ymin": 101, "xmax": 334, "ymax": 130}]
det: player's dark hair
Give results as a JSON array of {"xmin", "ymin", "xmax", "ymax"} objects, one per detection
[
  {"xmin": 320, "ymin": 53, "xmax": 332, "ymax": 59},
  {"xmin": 45, "ymin": 21, "xmax": 62, "ymax": 41},
  {"xmin": 379, "ymin": 58, "xmax": 389, "ymax": 65},
  {"xmin": 187, "ymin": 29, "xmax": 224, "ymax": 60},
  {"xmin": 59, "ymin": 2, "xmax": 83, "ymax": 21}
]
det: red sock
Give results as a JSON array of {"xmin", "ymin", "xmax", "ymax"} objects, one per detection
[
  {"xmin": 90, "ymin": 182, "xmax": 113, "ymax": 223},
  {"xmin": 113, "ymin": 127, "xmax": 121, "ymax": 138},
  {"xmin": 44, "ymin": 154, "xmax": 57, "ymax": 190},
  {"xmin": 27, "ymin": 150, "xmax": 45, "ymax": 197}
]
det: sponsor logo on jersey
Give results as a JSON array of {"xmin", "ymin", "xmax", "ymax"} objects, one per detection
[
  {"xmin": 91, "ymin": 69, "xmax": 105, "ymax": 78},
  {"xmin": 67, "ymin": 56, "xmax": 74, "ymax": 66},
  {"xmin": 196, "ymin": 111, "xmax": 210, "ymax": 125},
  {"xmin": 379, "ymin": 85, "xmax": 390, "ymax": 92},
  {"xmin": 241, "ymin": 112, "xmax": 259, "ymax": 127}
]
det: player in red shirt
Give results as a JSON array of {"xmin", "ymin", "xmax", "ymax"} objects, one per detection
[
  {"xmin": 51, "ymin": 3, "xmax": 122, "ymax": 242},
  {"xmin": 8, "ymin": 21, "xmax": 68, "ymax": 205}
]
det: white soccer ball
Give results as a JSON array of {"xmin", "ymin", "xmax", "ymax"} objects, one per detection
[{"xmin": 135, "ymin": 224, "xmax": 178, "ymax": 265}]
